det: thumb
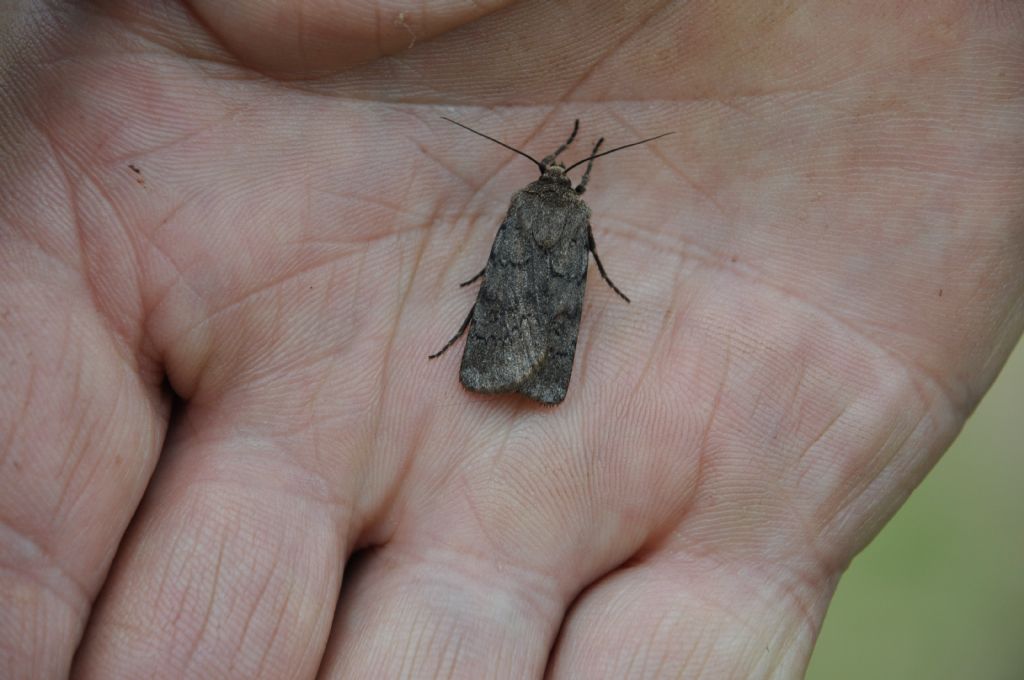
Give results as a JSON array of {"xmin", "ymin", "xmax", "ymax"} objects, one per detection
[{"xmin": 184, "ymin": 0, "xmax": 517, "ymax": 73}]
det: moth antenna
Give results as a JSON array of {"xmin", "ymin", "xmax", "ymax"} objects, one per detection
[
  {"xmin": 575, "ymin": 137, "xmax": 603, "ymax": 195},
  {"xmin": 441, "ymin": 117, "xmax": 545, "ymax": 172},
  {"xmin": 542, "ymin": 119, "xmax": 580, "ymax": 165},
  {"xmin": 564, "ymin": 131, "xmax": 675, "ymax": 173}
]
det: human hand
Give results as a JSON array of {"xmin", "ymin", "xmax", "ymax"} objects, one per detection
[{"xmin": 2, "ymin": 1, "xmax": 1021, "ymax": 677}]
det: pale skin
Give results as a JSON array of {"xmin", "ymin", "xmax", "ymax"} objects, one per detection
[{"xmin": 1, "ymin": 1, "xmax": 1022, "ymax": 678}]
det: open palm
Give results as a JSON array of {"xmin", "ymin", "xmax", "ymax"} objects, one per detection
[{"xmin": 2, "ymin": 1, "xmax": 1022, "ymax": 678}]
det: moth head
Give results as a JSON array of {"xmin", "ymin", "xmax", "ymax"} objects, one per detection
[{"xmin": 539, "ymin": 163, "xmax": 572, "ymax": 187}]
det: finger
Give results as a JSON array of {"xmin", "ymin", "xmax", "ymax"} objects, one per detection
[
  {"xmin": 2, "ymin": 51, "xmax": 171, "ymax": 674},
  {"xmin": 0, "ymin": 263, "xmax": 167, "ymax": 677},
  {"xmin": 319, "ymin": 541, "xmax": 567, "ymax": 678},
  {"xmin": 71, "ymin": 400, "xmax": 355, "ymax": 679},
  {"xmin": 548, "ymin": 548, "xmax": 834, "ymax": 679}
]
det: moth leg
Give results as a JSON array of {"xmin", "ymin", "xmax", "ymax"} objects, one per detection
[
  {"xmin": 542, "ymin": 119, "xmax": 580, "ymax": 165},
  {"xmin": 459, "ymin": 267, "xmax": 486, "ymax": 287},
  {"xmin": 587, "ymin": 223, "xmax": 630, "ymax": 303},
  {"xmin": 575, "ymin": 137, "xmax": 605, "ymax": 195},
  {"xmin": 428, "ymin": 305, "xmax": 474, "ymax": 359}
]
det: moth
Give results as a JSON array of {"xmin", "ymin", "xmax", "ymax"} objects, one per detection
[{"xmin": 430, "ymin": 118, "xmax": 672, "ymax": 405}]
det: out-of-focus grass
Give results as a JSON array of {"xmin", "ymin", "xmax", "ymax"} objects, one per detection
[{"xmin": 807, "ymin": 339, "xmax": 1024, "ymax": 679}]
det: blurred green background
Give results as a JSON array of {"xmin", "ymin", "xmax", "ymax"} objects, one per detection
[{"xmin": 807, "ymin": 339, "xmax": 1024, "ymax": 679}]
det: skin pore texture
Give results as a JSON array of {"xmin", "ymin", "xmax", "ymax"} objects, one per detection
[{"xmin": 0, "ymin": 1, "xmax": 1022, "ymax": 678}]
